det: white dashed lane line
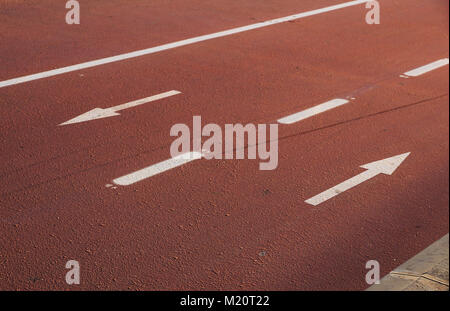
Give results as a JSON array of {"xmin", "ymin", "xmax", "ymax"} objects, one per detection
[
  {"xmin": 112, "ymin": 152, "xmax": 202, "ymax": 186},
  {"xmin": 278, "ymin": 58, "xmax": 449, "ymax": 125},
  {"xmin": 403, "ymin": 58, "xmax": 449, "ymax": 77},
  {"xmin": 108, "ymin": 57, "xmax": 447, "ymax": 187},
  {"xmin": 277, "ymin": 98, "xmax": 350, "ymax": 125}
]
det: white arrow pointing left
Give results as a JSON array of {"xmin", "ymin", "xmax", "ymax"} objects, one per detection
[
  {"xmin": 305, "ymin": 152, "xmax": 411, "ymax": 206},
  {"xmin": 59, "ymin": 90, "xmax": 181, "ymax": 126}
]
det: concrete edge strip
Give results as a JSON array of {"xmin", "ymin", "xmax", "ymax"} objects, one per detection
[
  {"xmin": 389, "ymin": 271, "xmax": 449, "ymax": 286},
  {"xmin": 367, "ymin": 233, "xmax": 449, "ymax": 291}
]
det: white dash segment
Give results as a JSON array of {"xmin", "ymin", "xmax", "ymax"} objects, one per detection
[
  {"xmin": 113, "ymin": 152, "xmax": 202, "ymax": 186},
  {"xmin": 278, "ymin": 98, "xmax": 349, "ymax": 124},
  {"xmin": 0, "ymin": 0, "xmax": 371, "ymax": 89},
  {"xmin": 403, "ymin": 58, "xmax": 449, "ymax": 77}
]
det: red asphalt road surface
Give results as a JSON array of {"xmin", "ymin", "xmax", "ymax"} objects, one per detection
[{"xmin": 0, "ymin": 0, "xmax": 448, "ymax": 290}]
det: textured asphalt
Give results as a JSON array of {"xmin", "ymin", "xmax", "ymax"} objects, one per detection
[{"xmin": 0, "ymin": 0, "xmax": 448, "ymax": 290}]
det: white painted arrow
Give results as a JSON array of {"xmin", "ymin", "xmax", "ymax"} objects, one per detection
[
  {"xmin": 305, "ymin": 152, "xmax": 411, "ymax": 206},
  {"xmin": 59, "ymin": 90, "xmax": 181, "ymax": 125}
]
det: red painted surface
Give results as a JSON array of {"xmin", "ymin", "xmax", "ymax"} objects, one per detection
[{"xmin": 0, "ymin": 0, "xmax": 448, "ymax": 290}]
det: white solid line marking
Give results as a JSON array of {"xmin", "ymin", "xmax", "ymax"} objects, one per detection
[
  {"xmin": 113, "ymin": 152, "xmax": 202, "ymax": 186},
  {"xmin": 0, "ymin": 0, "xmax": 371, "ymax": 89},
  {"xmin": 59, "ymin": 90, "xmax": 181, "ymax": 125},
  {"xmin": 305, "ymin": 152, "xmax": 410, "ymax": 206},
  {"xmin": 278, "ymin": 98, "xmax": 349, "ymax": 124},
  {"xmin": 403, "ymin": 58, "xmax": 449, "ymax": 77}
]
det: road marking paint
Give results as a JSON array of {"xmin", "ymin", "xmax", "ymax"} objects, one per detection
[
  {"xmin": 59, "ymin": 90, "xmax": 181, "ymax": 125},
  {"xmin": 113, "ymin": 152, "xmax": 202, "ymax": 186},
  {"xmin": 0, "ymin": 0, "xmax": 371, "ymax": 89},
  {"xmin": 305, "ymin": 152, "xmax": 410, "ymax": 206},
  {"xmin": 403, "ymin": 58, "xmax": 449, "ymax": 77},
  {"xmin": 277, "ymin": 98, "xmax": 349, "ymax": 124}
]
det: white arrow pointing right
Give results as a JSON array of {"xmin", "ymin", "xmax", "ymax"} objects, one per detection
[{"xmin": 305, "ymin": 152, "xmax": 411, "ymax": 206}]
